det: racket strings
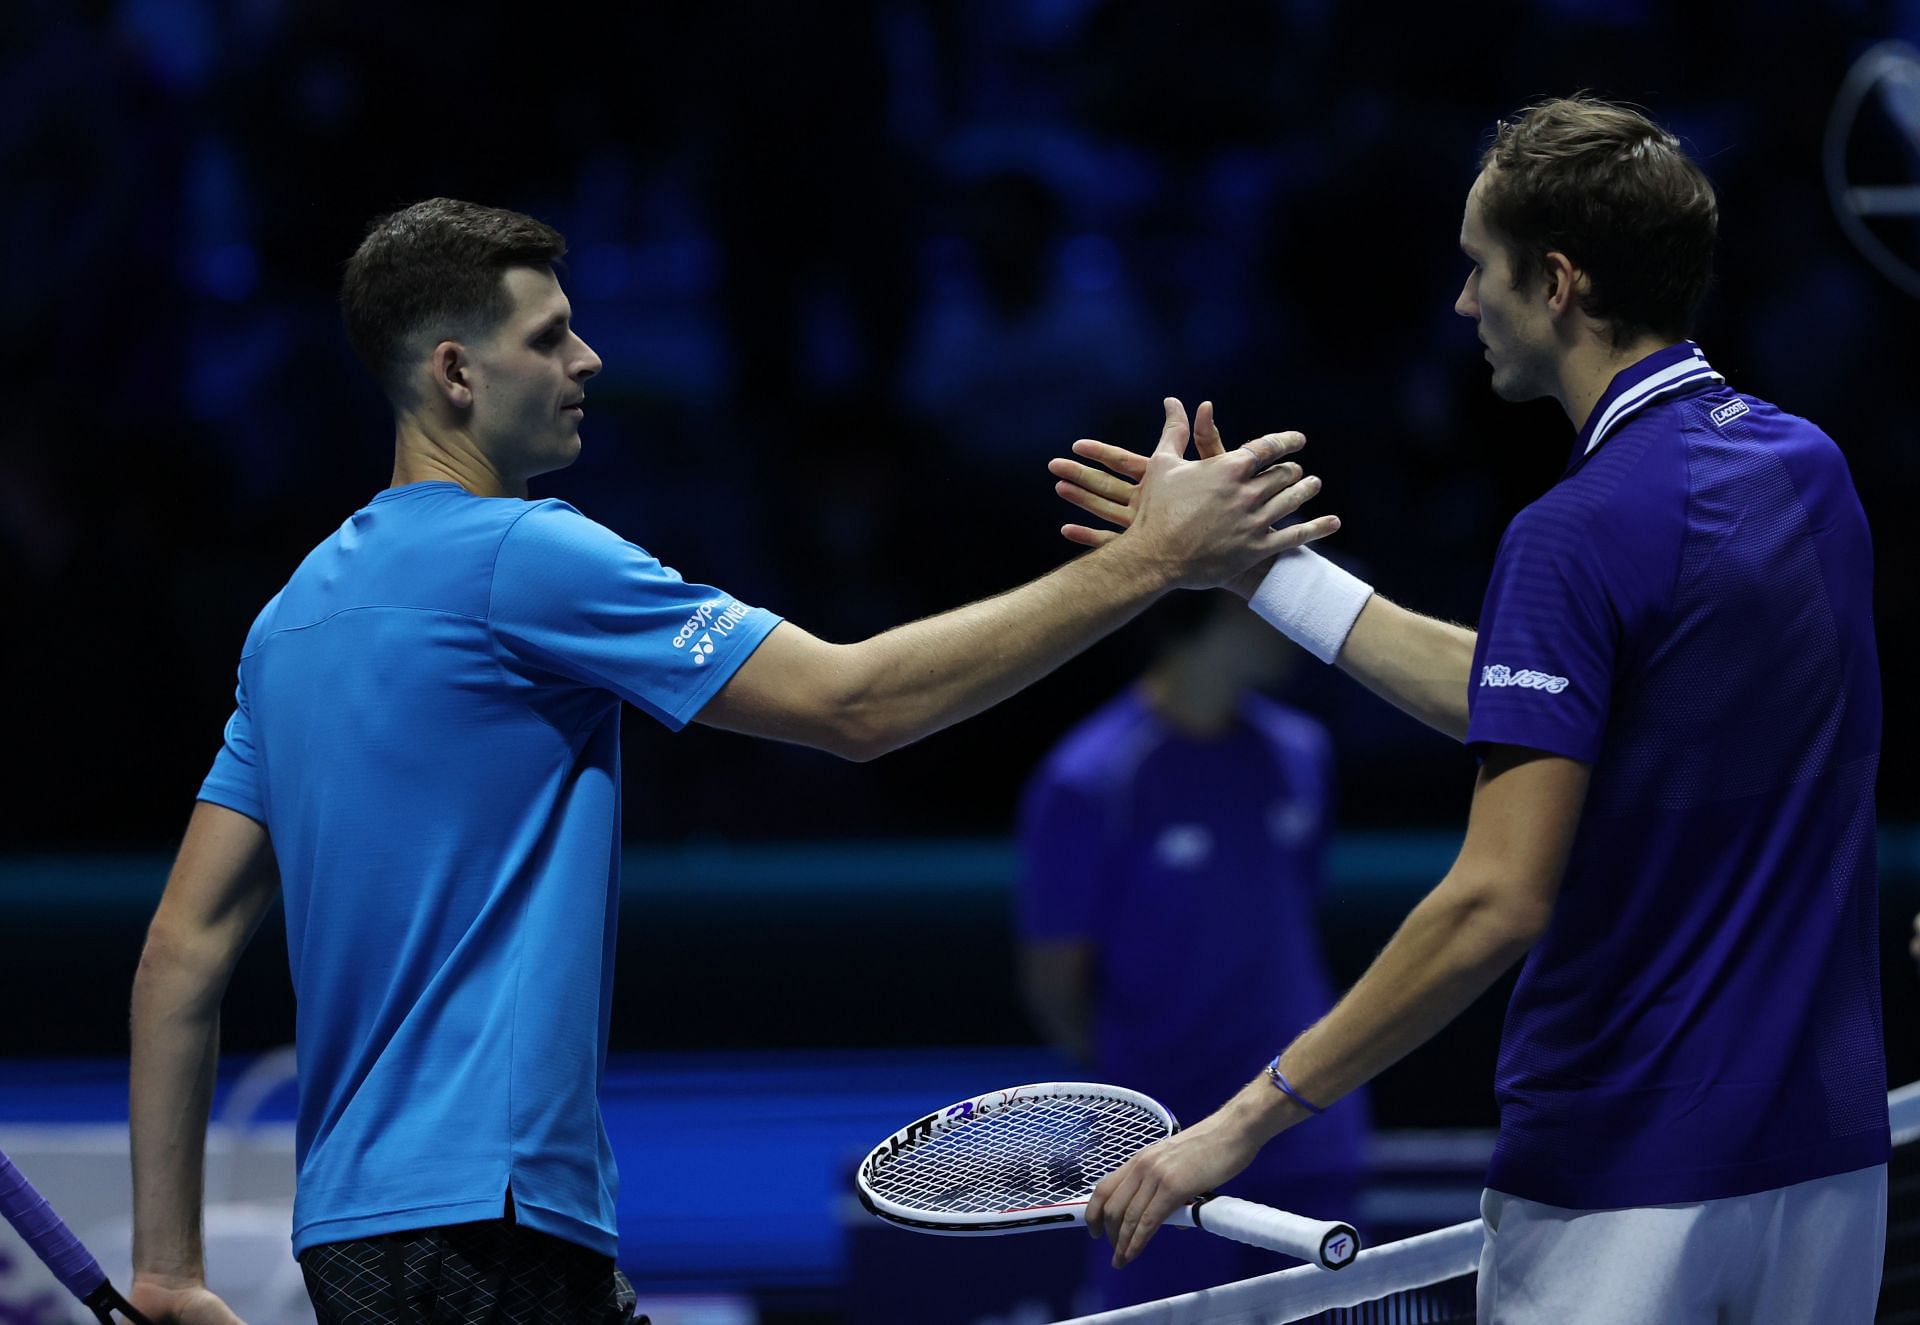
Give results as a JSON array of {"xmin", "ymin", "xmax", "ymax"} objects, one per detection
[{"xmin": 865, "ymin": 1094, "xmax": 1171, "ymax": 1215}]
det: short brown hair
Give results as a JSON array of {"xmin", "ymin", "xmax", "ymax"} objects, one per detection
[
  {"xmin": 1478, "ymin": 96, "xmax": 1717, "ymax": 347},
  {"xmin": 341, "ymin": 198, "xmax": 566, "ymax": 402}
]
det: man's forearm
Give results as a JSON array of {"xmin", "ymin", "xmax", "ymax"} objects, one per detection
[
  {"xmin": 130, "ymin": 950, "xmax": 223, "ymax": 1284},
  {"xmin": 1334, "ymin": 595, "xmax": 1477, "ymax": 741},
  {"xmin": 841, "ymin": 537, "xmax": 1177, "ymax": 757},
  {"xmin": 1227, "ymin": 873, "xmax": 1540, "ymax": 1144},
  {"xmin": 1224, "ymin": 570, "xmax": 1475, "ymax": 740}
]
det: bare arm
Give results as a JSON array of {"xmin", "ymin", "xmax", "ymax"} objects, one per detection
[
  {"xmin": 128, "ymin": 801, "xmax": 279, "ymax": 1324},
  {"xmin": 1085, "ymin": 745, "xmax": 1588, "ymax": 1267},
  {"xmin": 1050, "ymin": 407, "xmax": 1476, "ymax": 740},
  {"xmin": 1330, "ymin": 595, "xmax": 1477, "ymax": 740},
  {"xmin": 699, "ymin": 400, "xmax": 1337, "ymax": 759},
  {"xmin": 1019, "ymin": 940, "xmax": 1095, "ymax": 1066}
]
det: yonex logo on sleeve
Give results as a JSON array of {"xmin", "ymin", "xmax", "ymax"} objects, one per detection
[
  {"xmin": 1710, "ymin": 399, "xmax": 1750, "ymax": 427},
  {"xmin": 1480, "ymin": 664, "xmax": 1570, "ymax": 694},
  {"xmin": 673, "ymin": 598, "xmax": 754, "ymax": 663}
]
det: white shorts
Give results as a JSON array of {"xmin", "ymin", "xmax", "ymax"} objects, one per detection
[{"xmin": 1477, "ymin": 1163, "xmax": 1887, "ymax": 1325}]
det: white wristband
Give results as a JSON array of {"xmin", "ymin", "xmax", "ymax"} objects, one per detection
[{"xmin": 1248, "ymin": 549, "xmax": 1374, "ymax": 664}]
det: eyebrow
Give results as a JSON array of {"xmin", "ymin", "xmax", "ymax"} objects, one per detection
[{"xmin": 528, "ymin": 312, "xmax": 570, "ymax": 340}]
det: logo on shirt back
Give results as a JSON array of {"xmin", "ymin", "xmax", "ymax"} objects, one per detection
[
  {"xmin": 1710, "ymin": 398, "xmax": 1750, "ymax": 427},
  {"xmin": 1480, "ymin": 664, "xmax": 1569, "ymax": 694},
  {"xmin": 673, "ymin": 598, "xmax": 754, "ymax": 665},
  {"xmin": 1154, "ymin": 824, "xmax": 1214, "ymax": 869}
]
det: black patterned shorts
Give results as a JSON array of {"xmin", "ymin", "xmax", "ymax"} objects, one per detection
[{"xmin": 300, "ymin": 1218, "xmax": 643, "ymax": 1324}]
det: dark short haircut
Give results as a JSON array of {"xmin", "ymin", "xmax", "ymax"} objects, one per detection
[
  {"xmin": 341, "ymin": 198, "xmax": 566, "ymax": 402},
  {"xmin": 1478, "ymin": 96, "xmax": 1717, "ymax": 347}
]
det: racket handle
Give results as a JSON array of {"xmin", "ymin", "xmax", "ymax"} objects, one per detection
[
  {"xmin": 1180, "ymin": 1194, "xmax": 1360, "ymax": 1270},
  {"xmin": 0, "ymin": 1147, "xmax": 109, "ymax": 1300}
]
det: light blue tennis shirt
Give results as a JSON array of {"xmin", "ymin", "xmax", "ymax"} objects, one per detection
[{"xmin": 197, "ymin": 481, "xmax": 780, "ymax": 1257}]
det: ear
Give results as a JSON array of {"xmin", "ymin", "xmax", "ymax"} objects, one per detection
[
  {"xmin": 1541, "ymin": 251, "xmax": 1586, "ymax": 317},
  {"xmin": 428, "ymin": 339, "xmax": 475, "ymax": 410}
]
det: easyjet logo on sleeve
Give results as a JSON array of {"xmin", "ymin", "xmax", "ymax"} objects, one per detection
[{"xmin": 673, "ymin": 598, "xmax": 755, "ymax": 665}]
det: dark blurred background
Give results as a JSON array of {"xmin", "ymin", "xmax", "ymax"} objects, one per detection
[
  {"xmin": 4, "ymin": 0, "xmax": 1916, "ymax": 852},
  {"xmin": 4, "ymin": 0, "xmax": 1920, "ymax": 1317}
]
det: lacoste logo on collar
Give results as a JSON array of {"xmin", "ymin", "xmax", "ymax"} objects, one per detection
[{"xmin": 1710, "ymin": 399, "xmax": 1750, "ymax": 427}]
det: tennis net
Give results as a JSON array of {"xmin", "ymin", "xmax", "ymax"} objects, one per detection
[{"xmin": 1055, "ymin": 1080, "xmax": 1920, "ymax": 1325}]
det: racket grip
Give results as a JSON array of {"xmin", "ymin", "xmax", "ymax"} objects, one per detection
[
  {"xmin": 1186, "ymin": 1194, "xmax": 1360, "ymax": 1270},
  {"xmin": 0, "ymin": 1147, "xmax": 108, "ymax": 1300}
]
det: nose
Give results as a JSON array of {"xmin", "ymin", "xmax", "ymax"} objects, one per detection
[
  {"xmin": 575, "ymin": 338, "xmax": 603, "ymax": 381},
  {"xmin": 1453, "ymin": 277, "xmax": 1477, "ymax": 321}
]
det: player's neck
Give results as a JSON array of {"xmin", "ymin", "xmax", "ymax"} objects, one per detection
[
  {"xmin": 1139, "ymin": 671, "xmax": 1240, "ymax": 740},
  {"xmin": 391, "ymin": 415, "xmax": 527, "ymax": 499},
  {"xmin": 1560, "ymin": 332, "xmax": 1684, "ymax": 435}
]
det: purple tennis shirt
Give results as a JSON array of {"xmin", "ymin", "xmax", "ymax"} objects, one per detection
[
  {"xmin": 1017, "ymin": 690, "xmax": 1367, "ymax": 1180},
  {"xmin": 1467, "ymin": 342, "xmax": 1887, "ymax": 1208}
]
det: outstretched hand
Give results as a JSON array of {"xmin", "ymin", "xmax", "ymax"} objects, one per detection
[
  {"xmin": 1054, "ymin": 399, "xmax": 1257, "ymax": 548},
  {"xmin": 1102, "ymin": 399, "xmax": 1338, "ymax": 591},
  {"xmin": 128, "ymin": 1276, "xmax": 247, "ymax": 1324}
]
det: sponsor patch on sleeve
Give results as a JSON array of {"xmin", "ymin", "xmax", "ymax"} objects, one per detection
[
  {"xmin": 673, "ymin": 598, "xmax": 756, "ymax": 665},
  {"xmin": 1479, "ymin": 663, "xmax": 1569, "ymax": 694}
]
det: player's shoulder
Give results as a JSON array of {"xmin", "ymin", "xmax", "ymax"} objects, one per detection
[
  {"xmin": 492, "ymin": 498, "xmax": 666, "ymax": 575},
  {"xmin": 1511, "ymin": 402, "xmax": 1694, "ymax": 553},
  {"xmin": 1685, "ymin": 389, "xmax": 1851, "ymax": 471},
  {"xmin": 497, "ymin": 496, "xmax": 611, "ymax": 547},
  {"xmin": 237, "ymin": 589, "xmax": 290, "ymax": 659}
]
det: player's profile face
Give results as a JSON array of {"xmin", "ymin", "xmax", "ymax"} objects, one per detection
[
  {"xmin": 1454, "ymin": 171, "xmax": 1555, "ymax": 405},
  {"xmin": 465, "ymin": 265, "xmax": 603, "ymax": 481}
]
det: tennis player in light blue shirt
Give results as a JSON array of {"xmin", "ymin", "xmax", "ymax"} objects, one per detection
[
  {"xmin": 198, "ymin": 488, "xmax": 784, "ymax": 1258},
  {"xmin": 124, "ymin": 198, "xmax": 1336, "ymax": 1325}
]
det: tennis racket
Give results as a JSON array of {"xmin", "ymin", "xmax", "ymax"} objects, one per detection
[
  {"xmin": 855, "ymin": 1082, "xmax": 1360, "ymax": 1270},
  {"xmin": 0, "ymin": 1146, "xmax": 156, "ymax": 1323}
]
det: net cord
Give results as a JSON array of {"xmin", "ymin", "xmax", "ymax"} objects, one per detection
[{"xmin": 1055, "ymin": 1079, "xmax": 1920, "ymax": 1325}]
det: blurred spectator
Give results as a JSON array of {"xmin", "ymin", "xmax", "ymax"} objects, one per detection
[
  {"xmin": 1016, "ymin": 592, "xmax": 1368, "ymax": 1311},
  {"xmin": 899, "ymin": 166, "xmax": 1160, "ymax": 479}
]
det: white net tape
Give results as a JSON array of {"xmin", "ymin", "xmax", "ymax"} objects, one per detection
[
  {"xmin": 1057, "ymin": 1218, "xmax": 1480, "ymax": 1324},
  {"xmin": 867, "ymin": 1093, "xmax": 1172, "ymax": 1215}
]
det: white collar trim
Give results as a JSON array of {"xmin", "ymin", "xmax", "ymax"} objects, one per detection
[{"xmin": 1583, "ymin": 349, "xmax": 1724, "ymax": 456}]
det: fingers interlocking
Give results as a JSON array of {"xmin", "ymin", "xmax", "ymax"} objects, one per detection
[{"xmin": 1051, "ymin": 400, "xmax": 1332, "ymax": 555}]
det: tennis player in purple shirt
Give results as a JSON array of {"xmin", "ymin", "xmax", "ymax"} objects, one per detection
[{"xmin": 1053, "ymin": 96, "xmax": 1887, "ymax": 1322}]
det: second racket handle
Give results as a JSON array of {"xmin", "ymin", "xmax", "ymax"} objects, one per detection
[
  {"xmin": 0, "ymin": 1148, "xmax": 108, "ymax": 1299},
  {"xmin": 1186, "ymin": 1194, "xmax": 1360, "ymax": 1270}
]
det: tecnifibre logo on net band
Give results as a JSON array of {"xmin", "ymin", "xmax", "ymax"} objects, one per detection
[{"xmin": 1480, "ymin": 664, "xmax": 1570, "ymax": 694}]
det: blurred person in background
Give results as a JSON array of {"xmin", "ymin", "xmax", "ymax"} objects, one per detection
[
  {"xmin": 1018, "ymin": 590, "xmax": 1367, "ymax": 1311},
  {"xmin": 122, "ymin": 198, "xmax": 1334, "ymax": 1325}
]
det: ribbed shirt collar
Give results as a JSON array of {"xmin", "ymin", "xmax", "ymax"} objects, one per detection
[{"xmin": 1570, "ymin": 340, "xmax": 1723, "ymax": 470}]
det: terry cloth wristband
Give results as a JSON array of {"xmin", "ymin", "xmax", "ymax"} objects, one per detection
[
  {"xmin": 1249, "ymin": 549, "xmax": 1374, "ymax": 664},
  {"xmin": 1266, "ymin": 1056, "xmax": 1325, "ymax": 1115}
]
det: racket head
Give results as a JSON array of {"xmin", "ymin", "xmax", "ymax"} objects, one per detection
[{"xmin": 855, "ymin": 1082, "xmax": 1178, "ymax": 1236}]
